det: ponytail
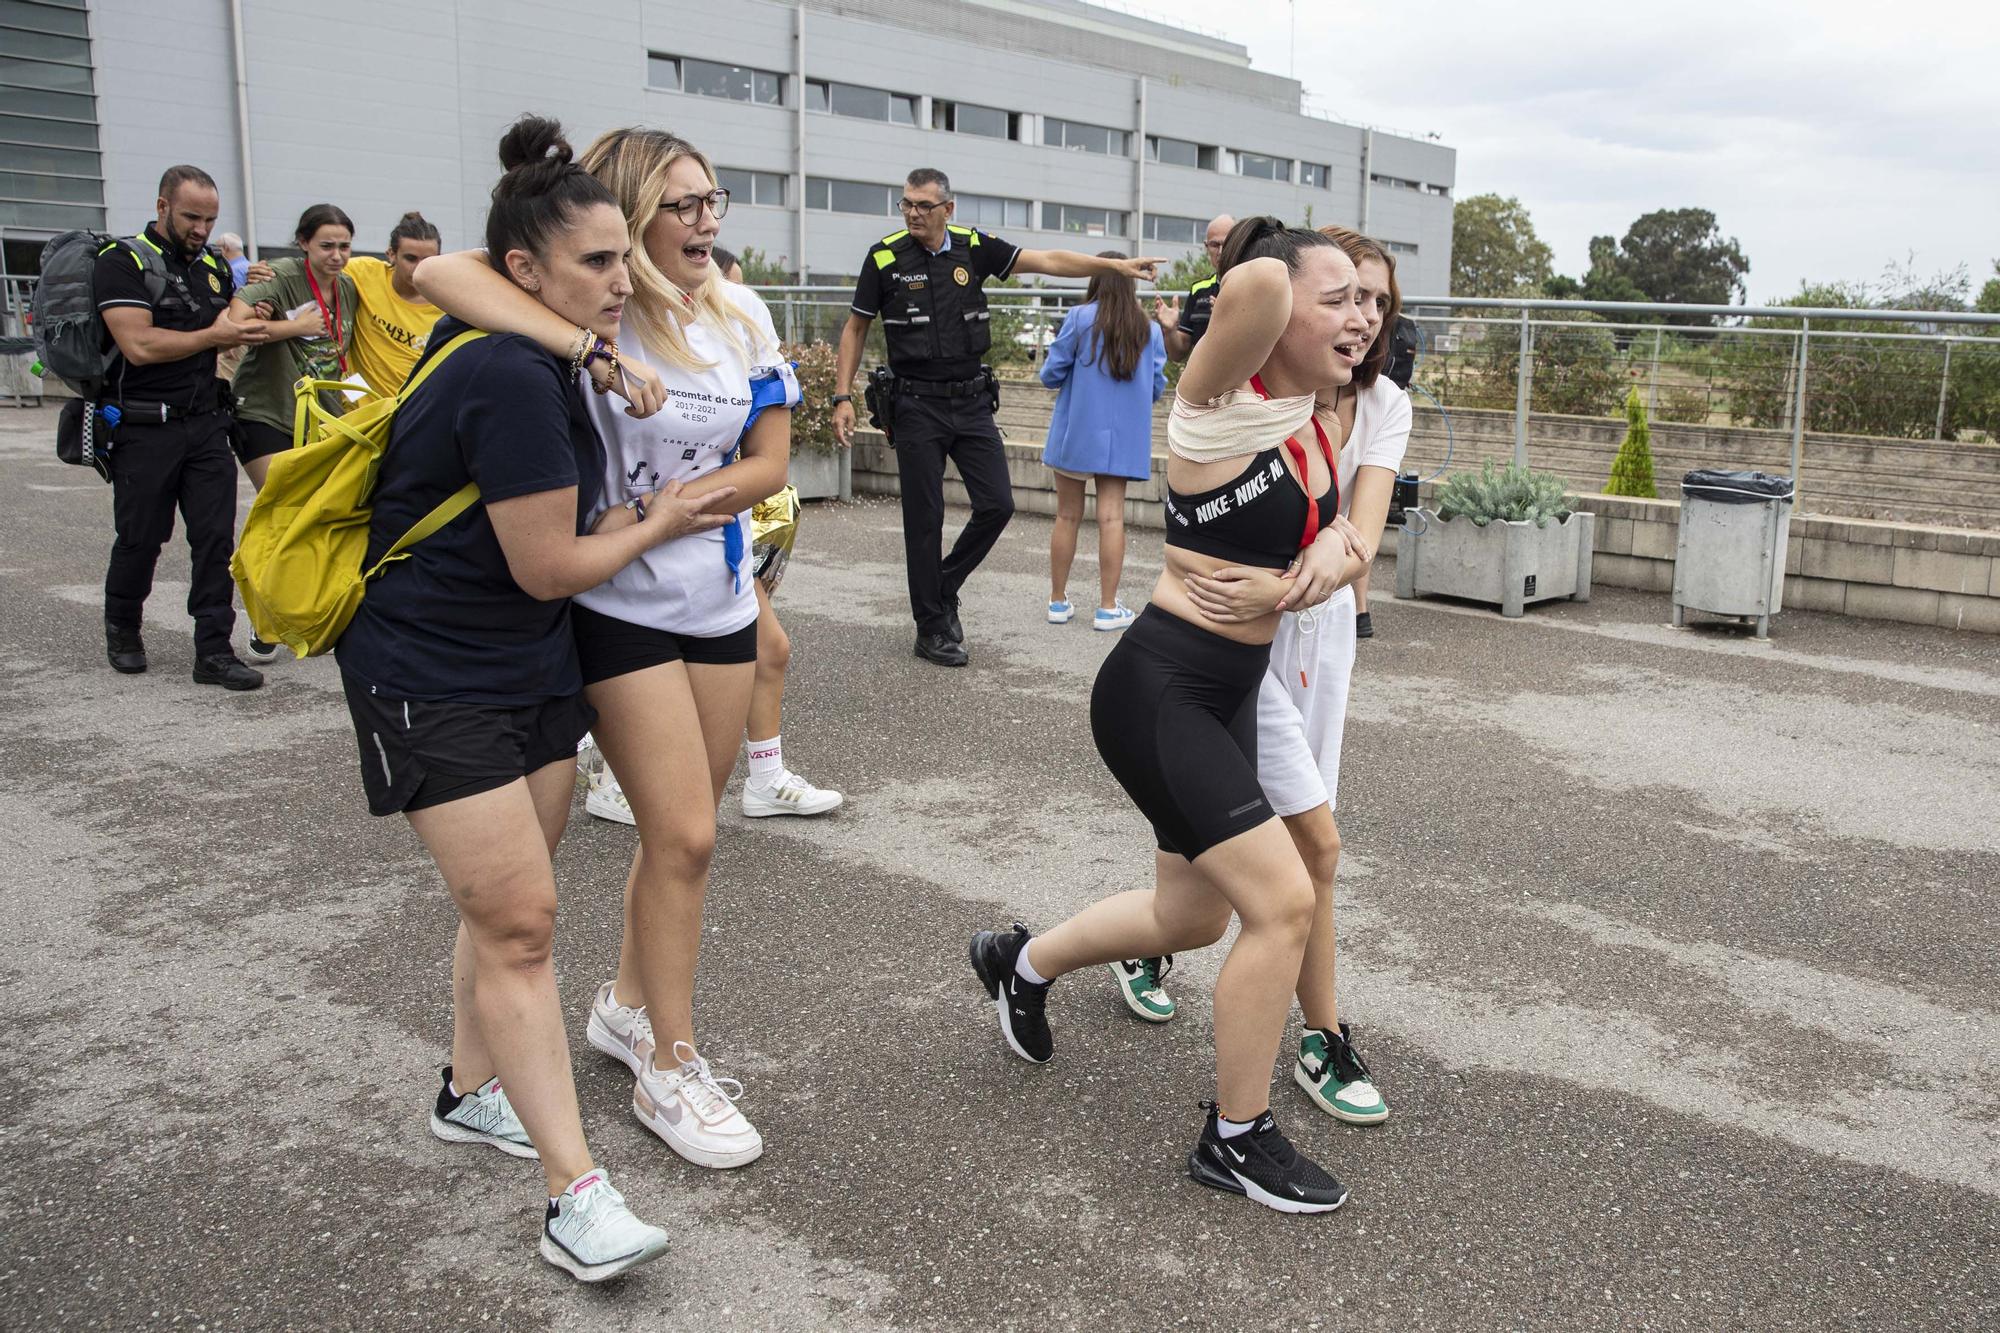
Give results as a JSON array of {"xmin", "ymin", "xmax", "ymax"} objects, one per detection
[{"xmin": 1217, "ymin": 215, "xmax": 1333, "ymax": 277}]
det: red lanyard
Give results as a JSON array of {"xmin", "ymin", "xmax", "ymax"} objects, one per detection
[
  {"xmin": 1250, "ymin": 375, "xmax": 1338, "ymax": 549},
  {"xmin": 304, "ymin": 265, "xmax": 346, "ymax": 375}
]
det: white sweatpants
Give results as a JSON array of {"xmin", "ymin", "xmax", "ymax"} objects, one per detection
[{"xmin": 1255, "ymin": 584, "xmax": 1358, "ymax": 816}]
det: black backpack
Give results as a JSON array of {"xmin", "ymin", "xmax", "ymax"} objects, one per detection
[{"xmin": 32, "ymin": 230, "xmax": 168, "ymax": 398}]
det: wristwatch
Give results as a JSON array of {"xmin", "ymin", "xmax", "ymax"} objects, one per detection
[{"xmin": 830, "ymin": 393, "xmax": 853, "ymax": 406}]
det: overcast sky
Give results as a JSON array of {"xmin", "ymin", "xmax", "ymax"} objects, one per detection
[{"xmin": 1131, "ymin": 0, "xmax": 2000, "ymax": 304}]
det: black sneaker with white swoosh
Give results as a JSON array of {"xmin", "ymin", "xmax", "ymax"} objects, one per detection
[
  {"xmin": 1187, "ymin": 1102, "xmax": 1348, "ymax": 1214},
  {"xmin": 968, "ymin": 923, "xmax": 1054, "ymax": 1063}
]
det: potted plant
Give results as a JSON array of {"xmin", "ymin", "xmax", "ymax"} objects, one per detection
[
  {"xmin": 782, "ymin": 339, "xmax": 851, "ymax": 501},
  {"xmin": 1394, "ymin": 461, "xmax": 1595, "ymax": 617}
]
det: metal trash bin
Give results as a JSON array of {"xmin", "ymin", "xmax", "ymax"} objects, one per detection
[{"xmin": 1672, "ymin": 469, "xmax": 1795, "ymax": 638}]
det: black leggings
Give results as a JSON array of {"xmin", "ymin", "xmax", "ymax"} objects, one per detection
[{"xmin": 1089, "ymin": 605, "xmax": 1274, "ymax": 859}]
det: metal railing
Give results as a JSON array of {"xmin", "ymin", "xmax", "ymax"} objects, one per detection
[{"xmin": 753, "ymin": 287, "xmax": 2000, "ymax": 481}]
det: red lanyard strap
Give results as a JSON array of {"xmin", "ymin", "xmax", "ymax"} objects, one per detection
[
  {"xmin": 304, "ymin": 266, "xmax": 346, "ymax": 376},
  {"xmin": 1249, "ymin": 375, "xmax": 1338, "ymax": 549}
]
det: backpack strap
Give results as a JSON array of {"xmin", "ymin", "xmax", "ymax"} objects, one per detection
[{"xmin": 361, "ymin": 329, "xmax": 491, "ymax": 577}]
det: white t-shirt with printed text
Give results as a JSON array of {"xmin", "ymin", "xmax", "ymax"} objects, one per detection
[{"xmin": 576, "ymin": 282, "xmax": 783, "ymax": 638}]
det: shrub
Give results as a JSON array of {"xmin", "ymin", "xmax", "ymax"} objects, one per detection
[
  {"xmin": 1605, "ymin": 386, "xmax": 1659, "ymax": 497},
  {"xmin": 1435, "ymin": 461, "xmax": 1572, "ymax": 527},
  {"xmin": 782, "ymin": 339, "xmax": 839, "ymax": 453},
  {"xmin": 1655, "ymin": 383, "xmax": 1711, "ymax": 424}
]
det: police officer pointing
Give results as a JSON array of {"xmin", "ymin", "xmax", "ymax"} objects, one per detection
[
  {"xmin": 832, "ymin": 168, "xmax": 1161, "ymax": 667},
  {"xmin": 95, "ymin": 164, "xmax": 269, "ymax": 689}
]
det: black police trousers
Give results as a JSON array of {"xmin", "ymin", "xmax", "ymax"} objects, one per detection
[
  {"xmin": 103, "ymin": 410, "xmax": 238, "ymax": 658},
  {"xmin": 891, "ymin": 390, "xmax": 1015, "ymax": 638}
]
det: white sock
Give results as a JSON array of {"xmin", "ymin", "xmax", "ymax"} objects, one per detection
[
  {"xmin": 1014, "ymin": 944, "xmax": 1051, "ymax": 986},
  {"xmin": 747, "ymin": 735, "xmax": 783, "ymax": 785},
  {"xmin": 1217, "ymin": 1114, "xmax": 1260, "ymax": 1140}
]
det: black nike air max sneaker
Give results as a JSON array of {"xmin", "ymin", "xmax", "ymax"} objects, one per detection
[
  {"xmin": 1188, "ymin": 1103, "xmax": 1348, "ymax": 1214},
  {"xmin": 968, "ymin": 923, "xmax": 1053, "ymax": 1063}
]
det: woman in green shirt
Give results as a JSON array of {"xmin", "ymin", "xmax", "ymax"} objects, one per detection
[{"xmin": 227, "ymin": 202, "xmax": 358, "ymax": 491}]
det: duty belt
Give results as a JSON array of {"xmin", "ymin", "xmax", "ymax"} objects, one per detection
[
  {"xmin": 112, "ymin": 397, "xmax": 224, "ymax": 423},
  {"xmin": 896, "ymin": 374, "xmax": 988, "ymax": 399}
]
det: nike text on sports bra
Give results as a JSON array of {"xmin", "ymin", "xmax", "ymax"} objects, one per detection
[{"xmin": 1164, "ymin": 448, "xmax": 1336, "ymax": 569}]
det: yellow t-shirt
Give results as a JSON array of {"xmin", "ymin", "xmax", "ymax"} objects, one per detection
[{"xmin": 345, "ymin": 256, "xmax": 444, "ymax": 398}]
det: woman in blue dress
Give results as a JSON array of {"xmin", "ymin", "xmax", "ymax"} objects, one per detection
[{"xmin": 1039, "ymin": 253, "xmax": 1168, "ymax": 631}]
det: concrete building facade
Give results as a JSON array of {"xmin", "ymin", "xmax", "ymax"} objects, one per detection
[{"xmin": 3, "ymin": 0, "xmax": 1455, "ymax": 293}]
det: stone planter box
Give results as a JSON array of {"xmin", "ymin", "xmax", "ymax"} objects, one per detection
[
  {"xmin": 790, "ymin": 446, "xmax": 852, "ymax": 501},
  {"xmin": 1394, "ymin": 507, "xmax": 1596, "ymax": 617}
]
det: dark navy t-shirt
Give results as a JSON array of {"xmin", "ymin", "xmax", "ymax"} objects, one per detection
[{"xmin": 336, "ymin": 318, "xmax": 603, "ymax": 704}]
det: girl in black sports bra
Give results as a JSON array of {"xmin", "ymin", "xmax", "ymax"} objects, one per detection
[{"xmin": 968, "ymin": 218, "xmax": 1379, "ymax": 1214}]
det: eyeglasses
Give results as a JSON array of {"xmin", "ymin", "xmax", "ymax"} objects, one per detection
[
  {"xmin": 898, "ymin": 198, "xmax": 947, "ymax": 216},
  {"xmin": 660, "ymin": 189, "xmax": 730, "ymax": 224}
]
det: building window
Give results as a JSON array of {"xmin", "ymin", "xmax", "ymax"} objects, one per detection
[
  {"xmin": 1143, "ymin": 214, "xmax": 1205, "ymax": 246},
  {"xmin": 1299, "ymin": 162, "xmax": 1330, "ymax": 189},
  {"xmin": 1041, "ymin": 202, "xmax": 1128, "ymax": 238},
  {"xmin": 935, "ymin": 101, "xmax": 1017, "ymax": 140},
  {"xmin": 1422, "ymin": 182, "xmax": 1451, "ymax": 197},
  {"xmin": 955, "ymin": 192, "xmax": 1031, "ymax": 230},
  {"xmin": 1234, "ymin": 151, "xmax": 1292, "ymax": 182},
  {"xmin": 1146, "ymin": 135, "xmax": 1215, "ymax": 171},
  {"xmin": 0, "ymin": 3, "xmax": 103, "ymax": 234},
  {"xmin": 648, "ymin": 54, "xmax": 785, "ymax": 105},
  {"xmin": 807, "ymin": 79, "xmax": 917, "ymax": 125},
  {"xmin": 1043, "ymin": 117, "xmax": 1128, "ymax": 157},
  {"xmin": 805, "ymin": 177, "xmax": 898, "ymax": 217},
  {"xmin": 1385, "ymin": 240, "xmax": 1419, "ymax": 255},
  {"xmin": 717, "ymin": 167, "xmax": 786, "ymax": 207}
]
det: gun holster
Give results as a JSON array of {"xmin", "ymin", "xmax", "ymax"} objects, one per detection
[{"xmin": 863, "ymin": 365, "xmax": 897, "ymax": 440}]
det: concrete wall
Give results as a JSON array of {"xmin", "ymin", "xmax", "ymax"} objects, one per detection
[
  {"xmin": 86, "ymin": 0, "xmax": 1454, "ymax": 290},
  {"xmin": 842, "ymin": 379, "xmax": 2000, "ymax": 635}
]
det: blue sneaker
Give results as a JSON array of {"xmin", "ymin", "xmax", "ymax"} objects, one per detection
[
  {"xmin": 1093, "ymin": 603, "xmax": 1136, "ymax": 632},
  {"xmin": 1047, "ymin": 600, "xmax": 1074, "ymax": 624}
]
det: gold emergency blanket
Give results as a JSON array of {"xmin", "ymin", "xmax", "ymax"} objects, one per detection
[{"xmin": 750, "ymin": 484, "xmax": 801, "ymax": 591}]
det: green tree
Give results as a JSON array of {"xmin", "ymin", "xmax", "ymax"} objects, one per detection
[
  {"xmin": 1977, "ymin": 261, "xmax": 2000, "ymax": 314},
  {"xmin": 1451, "ymin": 194, "xmax": 1554, "ymax": 298},
  {"xmin": 1595, "ymin": 208, "xmax": 1750, "ymax": 320},
  {"xmin": 734, "ymin": 245, "xmax": 793, "ymax": 285},
  {"xmin": 1605, "ymin": 386, "xmax": 1659, "ymax": 497}
]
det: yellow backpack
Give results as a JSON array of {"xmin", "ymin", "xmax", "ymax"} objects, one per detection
[{"xmin": 230, "ymin": 329, "xmax": 487, "ymax": 656}]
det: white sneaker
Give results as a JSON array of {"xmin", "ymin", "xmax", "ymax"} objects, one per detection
[
  {"xmin": 585, "ymin": 980, "xmax": 654, "ymax": 1078},
  {"xmin": 741, "ymin": 769, "xmax": 844, "ymax": 818},
  {"xmin": 540, "ymin": 1169, "xmax": 670, "ymax": 1282},
  {"xmin": 585, "ymin": 771, "xmax": 635, "ymax": 825},
  {"xmin": 633, "ymin": 1040, "xmax": 763, "ymax": 1168},
  {"xmin": 429, "ymin": 1067, "xmax": 538, "ymax": 1158},
  {"xmin": 245, "ymin": 635, "xmax": 281, "ymax": 664}
]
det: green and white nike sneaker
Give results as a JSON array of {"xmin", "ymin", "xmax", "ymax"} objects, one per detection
[
  {"xmin": 1294, "ymin": 1022, "xmax": 1388, "ymax": 1124},
  {"xmin": 1107, "ymin": 955, "xmax": 1176, "ymax": 1023}
]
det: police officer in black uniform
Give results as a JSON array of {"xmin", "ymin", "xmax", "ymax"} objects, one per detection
[
  {"xmin": 832, "ymin": 167, "xmax": 1162, "ymax": 667},
  {"xmin": 1151, "ymin": 212, "xmax": 1233, "ymax": 362},
  {"xmin": 94, "ymin": 164, "xmax": 269, "ymax": 689}
]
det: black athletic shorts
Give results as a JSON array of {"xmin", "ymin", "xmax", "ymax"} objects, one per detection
[
  {"xmin": 341, "ymin": 672, "xmax": 596, "ymax": 817},
  {"xmin": 572, "ymin": 602, "xmax": 758, "ymax": 686},
  {"xmin": 1089, "ymin": 605, "xmax": 1274, "ymax": 858},
  {"xmin": 231, "ymin": 418, "xmax": 292, "ymax": 465}
]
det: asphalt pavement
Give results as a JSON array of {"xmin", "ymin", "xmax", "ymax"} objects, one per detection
[{"xmin": 1, "ymin": 402, "xmax": 1995, "ymax": 1331}]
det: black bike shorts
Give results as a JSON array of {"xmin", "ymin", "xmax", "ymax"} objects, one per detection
[
  {"xmin": 341, "ymin": 673, "xmax": 595, "ymax": 817},
  {"xmin": 1089, "ymin": 605, "xmax": 1275, "ymax": 859}
]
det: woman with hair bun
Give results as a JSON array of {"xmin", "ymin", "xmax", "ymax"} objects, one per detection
[
  {"xmin": 968, "ymin": 216, "xmax": 1378, "ymax": 1213},
  {"xmin": 419, "ymin": 124, "xmax": 798, "ymax": 1173},
  {"xmin": 343, "ymin": 210, "xmax": 446, "ymax": 398},
  {"xmin": 336, "ymin": 114, "xmax": 727, "ymax": 1282}
]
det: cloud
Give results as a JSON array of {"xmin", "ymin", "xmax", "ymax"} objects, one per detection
[{"xmin": 1138, "ymin": 0, "xmax": 2000, "ymax": 298}]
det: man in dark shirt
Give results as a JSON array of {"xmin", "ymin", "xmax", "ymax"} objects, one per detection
[
  {"xmin": 94, "ymin": 164, "xmax": 268, "ymax": 689},
  {"xmin": 831, "ymin": 168, "xmax": 1162, "ymax": 666},
  {"xmin": 1152, "ymin": 213, "xmax": 1234, "ymax": 362}
]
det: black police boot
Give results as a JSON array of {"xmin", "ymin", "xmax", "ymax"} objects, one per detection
[
  {"xmin": 105, "ymin": 620, "xmax": 147, "ymax": 675},
  {"xmin": 192, "ymin": 651, "xmax": 265, "ymax": 691},
  {"xmin": 914, "ymin": 631, "xmax": 968, "ymax": 668},
  {"xmin": 944, "ymin": 594, "xmax": 964, "ymax": 645}
]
